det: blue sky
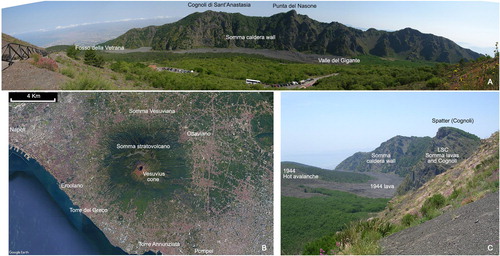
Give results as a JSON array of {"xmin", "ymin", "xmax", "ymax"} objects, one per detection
[
  {"xmin": 281, "ymin": 92, "xmax": 499, "ymax": 169},
  {"xmin": 2, "ymin": 1, "xmax": 499, "ymax": 55}
]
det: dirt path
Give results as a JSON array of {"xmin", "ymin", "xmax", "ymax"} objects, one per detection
[
  {"xmin": 285, "ymin": 73, "xmax": 339, "ymax": 89},
  {"xmin": 380, "ymin": 192, "xmax": 499, "ymax": 255},
  {"xmin": 2, "ymin": 61, "xmax": 68, "ymax": 90}
]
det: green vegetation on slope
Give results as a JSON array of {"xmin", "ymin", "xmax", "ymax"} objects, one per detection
[
  {"xmin": 102, "ymin": 50, "xmax": 442, "ymax": 90},
  {"xmin": 438, "ymin": 55, "xmax": 499, "ymax": 90},
  {"xmin": 419, "ymin": 193, "xmax": 446, "ymax": 219},
  {"xmin": 281, "ymin": 188, "xmax": 389, "ymax": 254},
  {"xmin": 312, "ymin": 55, "xmax": 438, "ymax": 90},
  {"xmin": 104, "ymin": 51, "xmax": 340, "ymax": 86},
  {"xmin": 62, "ymin": 75, "xmax": 113, "ymax": 90},
  {"xmin": 282, "ymin": 161, "xmax": 372, "ymax": 183},
  {"xmin": 102, "ymin": 50, "xmax": 496, "ymax": 90},
  {"xmin": 44, "ymin": 44, "xmax": 497, "ymax": 90}
]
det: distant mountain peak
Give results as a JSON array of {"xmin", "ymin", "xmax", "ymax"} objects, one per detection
[
  {"xmin": 435, "ymin": 127, "xmax": 479, "ymax": 140},
  {"xmin": 284, "ymin": 9, "xmax": 299, "ymax": 17}
]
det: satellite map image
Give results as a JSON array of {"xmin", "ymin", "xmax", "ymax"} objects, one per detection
[{"xmin": 9, "ymin": 92, "xmax": 273, "ymax": 255}]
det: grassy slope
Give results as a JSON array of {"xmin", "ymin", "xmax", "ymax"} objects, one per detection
[
  {"xmin": 438, "ymin": 56, "xmax": 499, "ymax": 90},
  {"xmin": 51, "ymin": 51, "xmax": 152, "ymax": 90}
]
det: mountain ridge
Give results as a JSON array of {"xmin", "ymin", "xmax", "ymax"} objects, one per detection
[
  {"xmin": 334, "ymin": 127, "xmax": 482, "ymax": 194},
  {"xmin": 104, "ymin": 10, "xmax": 482, "ymax": 63}
]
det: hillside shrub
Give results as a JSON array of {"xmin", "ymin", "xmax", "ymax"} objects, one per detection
[
  {"xmin": 448, "ymin": 188, "xmax": 463, "ymax": 201},
  {"xmin": 32, "ymin": 53, "xmax": 40, "ymax": 63},
  {"xmin": 84, "ymin": 49, "xmax": 105, "ymax": 68},
  {"xmin": 401, "ymin": 213, "xmax": 416, "ymax": 226},
  {"xmin": 426, "ymin": 77, "xmax": 443, "ymax": 88},
  {"xmin": 31, "ymin": 54, "xmax": 58, "ymax": 71},
  {"xmin": 62, "ymin": 75, "xmax": 112, "ymax": 90},
  {"xmin": 371, "ymin": 81, "xmax": 385, "ymax": 90},
  {"xmin": 66, "ymin": 45, "xmax": 80, "ymax": 59},
  {"xmin": 60, "ymin": 68, "xmax": 75, "ymax": 78},
  {"xmin": 420, "ymin": 193, "xmax": 446, "ymax": 218}
]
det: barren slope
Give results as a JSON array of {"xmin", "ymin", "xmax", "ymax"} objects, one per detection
[
  {"xmin": 381, "ymin": 192, "xmax": 499, "ymax": 255},
  {"xmin": 2, "ymin": 61, "xmax": 68, "ymax": 90}
]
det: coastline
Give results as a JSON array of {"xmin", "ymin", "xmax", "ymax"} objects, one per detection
[{"xmin": 9, "ymin": 146, "xmax": 128, "ymax": 255}]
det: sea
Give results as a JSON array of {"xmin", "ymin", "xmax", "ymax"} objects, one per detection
[{"xmin": 9, "ymin": 148, "xmax": 127, "ymax": 255}]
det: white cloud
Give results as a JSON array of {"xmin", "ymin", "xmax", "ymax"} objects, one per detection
[{"xmin": 54, "ymin": 16, "xmax": 171, "ymax": 30}]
